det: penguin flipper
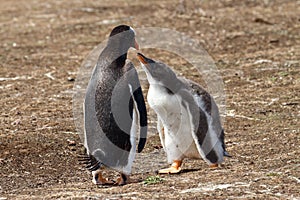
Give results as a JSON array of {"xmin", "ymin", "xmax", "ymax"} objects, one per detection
[
  {"xmin": 125, "ymin": 61, "xmax": 148, "ymax": 153},
  {"xmin": 133, "ymin": 87, "xmax": 148, "ymax": 153}
]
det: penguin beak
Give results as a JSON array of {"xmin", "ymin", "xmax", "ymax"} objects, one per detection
[
  {"xmin": 137, "ymin": 53, "xmax": 156, "ymax": 73},
  {"xmin": 136, "ymin": 53, "xmax": 148, "ymax": 64},
  {"xmin": 134, "ymin": 39, "xmax": 139, "ymax": 50}
]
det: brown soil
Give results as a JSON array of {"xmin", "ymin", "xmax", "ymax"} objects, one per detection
[{"xmin": 0, "ymin": 0, "xmax": 299, "ymax": 199}]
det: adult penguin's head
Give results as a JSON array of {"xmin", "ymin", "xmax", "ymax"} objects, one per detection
[{"xmin": 108, "ymin": 25, "xmax": 139, "ymax": 50}]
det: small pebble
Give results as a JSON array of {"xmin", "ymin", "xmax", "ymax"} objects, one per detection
[{"xmin": 67, "ymin": 77, "xmax": 75, "ymax": 82}]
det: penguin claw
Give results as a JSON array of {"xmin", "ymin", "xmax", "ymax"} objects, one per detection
[{"xmin": 115, "ymin": 173, "xmax": 128, "ymax": 186}]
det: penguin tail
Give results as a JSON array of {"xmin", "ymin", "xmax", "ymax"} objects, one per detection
[
  {"xmin": 78, "ymin": 151, "xmax": 102, "ymax": 171},
  {"xmin": 224, "ymin": 151, "xmax": 232, "ymax": 158},
  {"xmin": 220, "ymin": 129, "xmax": 232, "ymax": 158}
]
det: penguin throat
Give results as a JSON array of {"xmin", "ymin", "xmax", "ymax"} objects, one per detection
[
  {"xmin": 113, "ymin": 53, "xmax": 127, "ymax": 68},
  {"xmin": 105, "ymin": 37, "xmax": 132, "ymax": 68}
]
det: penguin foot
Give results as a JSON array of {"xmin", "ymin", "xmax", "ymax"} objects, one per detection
[
  {"xmin": 115, "ymin": 173, "xmax": 128, "ymax": 186},
  {"xmin": 92, "ymin": 170, "xmax": 114, "ymax": 185},
  {"xmin": 158, "ymin": 160, "xmax": 182, "ymax": 174},
  {"xmin": 209, "ymin": 163, "xmax": 218, "ymax": 169}
]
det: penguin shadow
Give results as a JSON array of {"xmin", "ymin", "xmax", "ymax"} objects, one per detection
[
  {"xmin": 94, "ymin": 168, "xmax": 202, "ymax": 188},
  {"xmin": 180, "ymin": 168, "xmax": 201, "ymax": 173},
  {"xmin": 128, "ymin": 177, "xmax": 144, "ymax": 184},
  {"xmin": 154, "ymin": 168, "xmax": 201, "ymax": 175},
  {"xmin": 95, "ymin": 177, "xmax": 144, "ymax": 188}
]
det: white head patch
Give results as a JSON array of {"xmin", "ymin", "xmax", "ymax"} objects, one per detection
[{"xmin": 130, "ymin": 27, "xmax": 136, "ymax": 36}]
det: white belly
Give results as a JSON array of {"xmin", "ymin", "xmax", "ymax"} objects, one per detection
[{"xmin": 148, "ymin": 85, "xmax": 200, "ymax": 163}]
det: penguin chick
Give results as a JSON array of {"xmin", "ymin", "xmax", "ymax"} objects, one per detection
[{"xmin": 137, "ymin": 52, "xmax": 230, "ymax": 174}]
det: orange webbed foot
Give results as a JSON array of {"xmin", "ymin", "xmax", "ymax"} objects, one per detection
[
  {"xmin": 158, "ymin": 160, "xmax": 182, "ymax": 174},
  {"xmin": 209, "ymin": 163, "xmax": 218, "ymax": 169},
  {"xmin": 92, "ymin": 170, "xmax": 114, "ymax": 185},
  {"xmin": 115, "ymin": 173, "xmax": 128, "ymax": 186}
]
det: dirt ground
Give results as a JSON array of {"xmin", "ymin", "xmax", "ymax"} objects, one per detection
[{"xmin": 0, "ymin": 0, "xmax": 299, "ymax": 199}]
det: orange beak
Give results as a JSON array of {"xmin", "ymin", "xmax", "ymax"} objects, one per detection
[
  {"xmin": 136, "ymin": 53, "xmax": 148, "ymax": 64},
  {"xmin": 134, "ymin": 39, "xmax": 139, "ymax": 50}
]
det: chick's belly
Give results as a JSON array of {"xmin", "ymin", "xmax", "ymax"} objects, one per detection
[
  {"xmin": 164, "ymin": 110, "xmax": 201, "ymax": 160},
  {"xmin": 147, "ymin": 92, "xmax": 171, "ymax": 108},
  {"xmin": 183, "ymin": 142, "xmax": 201, "ymax": 159},
  {"xmin": 164, "ymin": 129, "xmax": 200, "ymax": 160}
]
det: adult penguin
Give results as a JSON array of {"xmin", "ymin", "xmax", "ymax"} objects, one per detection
[
  {"xmin": 136, "ymin": 53, "xmax": 230, "ymax": 174},
  {"xmin": 81, "ymin": 25, "xmax": 147, "ymax": 185}
]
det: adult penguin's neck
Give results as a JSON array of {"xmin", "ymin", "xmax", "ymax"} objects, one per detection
[
  {"xmin": 114, "ymin": 53, "xmax": 127, "ymax": 68},
  {"xmin": 102, "ymin": 39, "xmax": 130, "ymax": 69}
]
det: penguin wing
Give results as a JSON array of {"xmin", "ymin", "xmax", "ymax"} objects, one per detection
[
  {"xmin": 124, "ymin": 61, "xmax": 148, "ymax": 153},
  {"xmin": 185, "ymin": 79, "xmax": 229, "ymax": 155},
  {"xmin": 179, "ymin": 77, "xmax": 213, "ymax": 115},
  {"xmin": 180, "ymin": 78, "xmax": 229, "ymax": 161}
]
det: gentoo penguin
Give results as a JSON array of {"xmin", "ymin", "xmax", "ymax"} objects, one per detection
[
  {"xmin": 136, "ymin": 53, "xmax": 230, "ymax": 174},
  {"xmin": 81, "ymin": 25, "xmax": 147, "ymax": 185}
]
